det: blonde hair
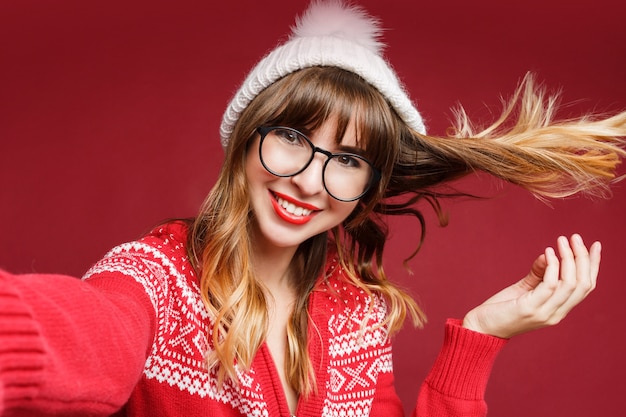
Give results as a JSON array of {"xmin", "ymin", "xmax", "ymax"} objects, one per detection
[
  {"xmin": 450, "ymin": 74, "xmax": 624, "ymax": 199},
  {"xmin": 189, "ymin": 68, "xmax": 626, "ymax": 396},
  {"xmin": 375, "ymin": 73, "xmax": 626, "ymax": 262}
]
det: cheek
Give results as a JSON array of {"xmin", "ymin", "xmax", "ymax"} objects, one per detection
[
  {"xmin": 245, "ymin": 144, "xmax": 266, "ymax": 182},
  {"xmin": 246, "ymin": 156, "xmax": 276, "ymax": 191},
  {"xmin": 329, "ymin": 200, "xmax": 359, "ymax": 223},
  {"xmin": 244, "ymin": 136, "xmax": 263, "ymax": 170}
]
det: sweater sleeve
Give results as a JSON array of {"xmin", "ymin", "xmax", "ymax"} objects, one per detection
[
  {"xmin": 0, "ymin": 269, "xmax": 156, "ymax": 416},
  {"xmin": 368, "ymin": 319, "xmax": 506, "ymax": 417},
  {"xmin": 411, "ymin": 318, "xmax": 508, "ymax": 417}
]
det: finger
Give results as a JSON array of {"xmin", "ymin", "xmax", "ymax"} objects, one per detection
[
  {"xmin": 558, "ymin": 235, "xmax": 577, "ymax": 285},
  {"xmin": 556, "ymin": 237, "xmax": 601, "ymax": 308},
  {"xmin": 514, "ymin": 244, "xmax": 575, "ymax": 332},
  {"xmin": 526, "ymin": 237, "xmax": 578, "ymax": 320},
  {"xmin": 571, "ymin": 234, "xmax": 591, "ymax": 288},
  {"xmin": 588, "ymin": 240, "xmax": 602, "ymax": 290},
  {"xmin": 542, "ymin": 246, "xmax": 560, "ymax": 287},
  {"xmin": 522, "ymin": 246, "xmax": 560, "ymax": 308},
  {"xmin": 530, "ymin": 253, "xmax": 548, "ymax": 278},
  {"xmin": 523, "ymin": 253, "xmax": 548, "ymax": 289},
  {"xmin": 542, "ymin": 236, "xmax": 579, "ymax": 308},
  {"xmin": 551, "ymin": 235, "xmax": 599, "ymax": 320}
]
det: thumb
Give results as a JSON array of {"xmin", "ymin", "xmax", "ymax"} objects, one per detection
[{"xmin": 524, "ymin": 253, "xmax": 548, "ymax": 289}]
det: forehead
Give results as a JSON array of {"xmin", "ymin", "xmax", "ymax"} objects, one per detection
[
  {"xmin": 306, "ymin": 114, "xmax": 360, "ymax": 149},
  {"xmin": 260, "ymin": 68, "xmax": 393, "ymax": 157},
  {"xmin": 272, "ymin": 100, "xmax": 371, "ymax": 154}
]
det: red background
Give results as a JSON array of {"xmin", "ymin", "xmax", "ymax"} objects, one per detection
[{"xmin": 1, "ymin": 1, "xmax": 625, "ymax": 415}]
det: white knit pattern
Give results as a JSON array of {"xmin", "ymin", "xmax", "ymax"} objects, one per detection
[
  {"xmin": 319, "ymin": 262, "xmax": 393, "ymax": 417},
  {"xmin": 83, "ymin": 230, "xmax": 270, "ymax": 417},
  {"xmin": 83, "ymin": 228, "xmax": 394, "ymax": 416},
  {"xmin": 220, "ymin": 0, "xmax": 425, "ymax": 148}
]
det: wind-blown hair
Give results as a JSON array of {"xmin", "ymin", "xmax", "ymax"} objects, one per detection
[{"xmin": 188, "ymin": 67, "xmax": 626, "ymax": 396}]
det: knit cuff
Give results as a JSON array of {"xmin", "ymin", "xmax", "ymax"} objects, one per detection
[
  {"xmin": 0, "ymin": 271, "xmax": 47, "ymax": 412},
  {"xmin": 425, "ymin": 318, "xmax": 508, "ymax": 400}
]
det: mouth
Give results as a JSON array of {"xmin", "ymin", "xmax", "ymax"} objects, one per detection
[{"xmin": 270, "ymin": 191, "xmax": 320, "ymax": 225}]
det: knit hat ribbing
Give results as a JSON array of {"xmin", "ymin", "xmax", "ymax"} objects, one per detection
[{"xmin": 219, "ymin": 0, "xmax": 425, "ymax": 148}]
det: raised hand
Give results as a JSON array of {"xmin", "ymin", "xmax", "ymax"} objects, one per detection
[{"xmin": 462, "ymin": 234, "xmax": 600, "ymax": 339}]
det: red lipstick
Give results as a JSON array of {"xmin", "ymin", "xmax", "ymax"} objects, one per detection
[{"xmin": 270, "ymin": 191, "xmax": 320, "ymax": 225}]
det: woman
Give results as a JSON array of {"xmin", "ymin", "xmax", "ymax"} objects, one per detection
[{"xmin": 1, "ymin": 1, "xmax": 624, "ymax": 416}]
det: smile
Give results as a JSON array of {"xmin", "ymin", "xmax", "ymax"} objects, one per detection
[
  {"xmin": 276, "ymin": 196, "xmax": 313, "ymax": 217},
  {"xmin": 270, "ymin": 191, "xmax": 320, "ymax": 225}
]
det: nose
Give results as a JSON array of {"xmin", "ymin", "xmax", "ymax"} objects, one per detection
[{"xmin": 290, "ymin": 153, "xmax": 326, "ymax": 196}]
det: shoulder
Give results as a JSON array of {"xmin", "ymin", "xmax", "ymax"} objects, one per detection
[
  {"xmin": 86, "ymin": 221, "xmax": 192, "ymax": 276},
  {"xmin": 120, "ymin": 220, "xmax": 190, "ymax": 263},
  {"xmin": 82, "ymin": 220, "xmax": 200, "ymax": 313},
  {"xmin": 139, "ymin": 220, "xmax": 190, "ymax": 252}
]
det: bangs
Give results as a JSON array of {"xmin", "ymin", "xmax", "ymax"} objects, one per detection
[{"xmin": 261, "ymin": 67, "xmax": 399, "ymax": 167}]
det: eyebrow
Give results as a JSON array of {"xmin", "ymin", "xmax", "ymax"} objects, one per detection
[
  {"xmin": 295, "ymin": 126, "xmax": 368, "ymax": 156},
  {"xmin": 333, "ymin": 144, "xmax": 367, "ymax": 156}
]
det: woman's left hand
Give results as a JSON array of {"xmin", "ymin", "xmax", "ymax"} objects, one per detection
[{"xmin": 462, "ymin": 234, "xmax": 600, "ymax": 339}]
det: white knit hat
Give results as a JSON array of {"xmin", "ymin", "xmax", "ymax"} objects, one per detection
[{"xmin": 219, "ymin": 0, "xmax": 426, "ymax": 148}]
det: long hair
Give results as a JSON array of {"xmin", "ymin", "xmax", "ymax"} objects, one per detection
[
  {"xmin": 188, "ymin": 67, "xmax": 626, "ymax": 396},
  {"xmin": 188, "ymin": 66, "xmax": 412, "ymax": 395},
  {"xmin": 374, "ymin": 73, "xmax": 626, "ymax": 262}
]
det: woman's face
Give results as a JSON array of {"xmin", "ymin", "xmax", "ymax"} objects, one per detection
[{"xmin": 245, "ymin": 117, "xmax": 361, "ymax": 252}]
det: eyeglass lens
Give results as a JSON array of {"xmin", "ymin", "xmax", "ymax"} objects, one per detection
[{"xmin": 259, "ymin": 127, "xmax": 376, "ymax": 201}]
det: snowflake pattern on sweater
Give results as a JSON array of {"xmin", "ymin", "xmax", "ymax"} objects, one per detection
[
  {"xmin": 82, "ymin": 223, "xmax": 394, "ymax": 417},
  {"xmin": 320, "ymin": 263, "xmax": 392, "ymax": 417}
]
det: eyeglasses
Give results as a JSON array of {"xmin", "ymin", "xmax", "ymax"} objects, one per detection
[{"xmin": 257, "ymin": 126, "xmax": 380, "ymax": 202}]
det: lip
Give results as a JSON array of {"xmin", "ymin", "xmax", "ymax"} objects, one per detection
[{"xmin": 270, "ymin": 191, "xmax": 321, "ymax": 225}]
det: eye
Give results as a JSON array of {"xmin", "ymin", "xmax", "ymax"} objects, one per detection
[
  {"xmin": 272, "ymin": 128, "xmax": 308, "ymax": 147},
  {"xmin": 333, "ymin": 154, "xmax": 363, "ymax": 169}
]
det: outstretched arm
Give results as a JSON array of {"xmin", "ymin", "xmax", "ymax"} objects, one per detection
[
  {"xmin": 462, "ymin": 234, "xmax": 599, "ymax": 338},
  {"xmin": 0, "ymin": 271, "xmax": 155, "ymax": 416}
]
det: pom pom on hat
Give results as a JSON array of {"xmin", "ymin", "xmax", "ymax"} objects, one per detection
[
  {"xmin": 291, "ymin": 0, "xmax": 384, "ymax": 54},
  {"xmin": 219, "ymin": 0, "xmax": 425, "ymax": 148}
]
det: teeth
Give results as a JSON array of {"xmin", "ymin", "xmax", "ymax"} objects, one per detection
[{"xmin": 276, "ymin": 197, "xmax": 312, "ymax": 217}]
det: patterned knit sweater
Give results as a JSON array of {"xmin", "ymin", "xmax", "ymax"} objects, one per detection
[{"xmin": 0, "ymin": 222, "xmax": 507, "ymax": 417}]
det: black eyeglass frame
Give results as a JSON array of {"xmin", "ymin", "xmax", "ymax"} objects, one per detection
[{"xmin": 256, "ymin": 126, "xmax": 381, "ymax": 202}]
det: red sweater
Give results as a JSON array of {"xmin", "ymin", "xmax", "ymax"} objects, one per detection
[{"xmin": 0, "ymin": 222, "xmax": 507, "ymax": 416}]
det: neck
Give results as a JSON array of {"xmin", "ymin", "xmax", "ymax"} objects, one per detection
[{"xmin": 250, "ymin": 234, "xmax": 298, "ymax": 293}]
